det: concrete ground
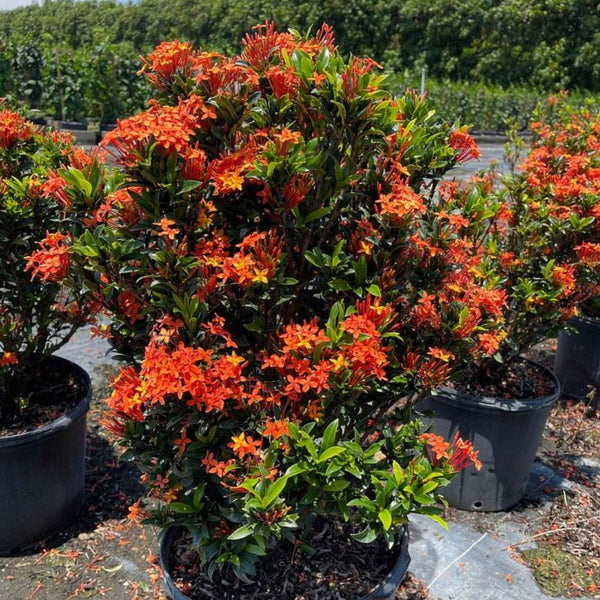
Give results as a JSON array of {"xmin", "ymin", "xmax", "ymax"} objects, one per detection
[{"xmin": 409, "ymin": 462, "xmax": 576, "ymax": 600}]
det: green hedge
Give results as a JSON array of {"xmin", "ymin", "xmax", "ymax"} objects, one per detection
[{"xmin": 3, "ymin": 0, "xmax": 600, "ymax": 123}]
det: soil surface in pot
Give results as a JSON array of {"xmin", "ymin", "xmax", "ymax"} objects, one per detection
[
  {"xmin": 0, "ymin": 359, "xmax": 86, "ymax": 436},
  {"xmin": 452, "ymin": 358, "xmax": 556, "ymax": 400},
  {"xmin": 167, "ymin": 517, "xmax": 404, "ymax": 600}
]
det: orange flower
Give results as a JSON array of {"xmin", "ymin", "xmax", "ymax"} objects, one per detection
[
  {"xmin": 0, "ymin": 352, "xmax": 18, "ymax": 366},
  {"xmin": 42, "ymin": 172, "xmax": 71, "ymax": 208},
  {"xmin": 377, "ymin": 179, "xmax": 425, "ymax": 225},
  {"xmin": 428, "ymin": 348, "xmax": 455, "ymax": 363},
  {"xmin": 202, "ymin": 451, "xmax": 233, "ymax": 477},
  {"xmin": 419, "ymin": 432, "xmax": 482, "ymax": 472},
  {"xmin": 154, "ymin": 217, "xmax": 180, "ymax": 241},
  {"xmin": 127, "ymin": 500, "xmax": 143, "ymax": 524},
  {"xmin": 228, "ymin": 432, "xmax": 262, "ymax": 459},
  {"xmin": 117, "ymin": 290, "xmax": 142, "ymax": 325},
  {"xmin": 262, "ymin": 419, "xmax": 289, "ymax": 439},
  {"xmin": 449, "ymin": 127, "xmax": 481, "ymax": 163},
  {"xmin": 0, "ymin": 109, "xmax": 37, "ymax": 148},
  {"xmin": 25, "ymin": 231, "xmax": 71, "ymax": 282},
  {"xmin": 139, "ymin": 40, "xmax": 196, "ymax": 92},
  {"xmin": 174, "ymin": 429, "xmax": 192, "ymax": 458},
  {"xmin": 576, "ymin": 242, "xmax": 600, "ymax": 266}
]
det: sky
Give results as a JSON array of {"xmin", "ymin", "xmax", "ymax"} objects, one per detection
[{"xmin": 0, "ymin": 0, "xmax": 38, "ymax": 9}]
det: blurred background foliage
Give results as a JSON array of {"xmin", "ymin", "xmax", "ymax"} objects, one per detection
[{"xmin": 1, "ymin": 0, "xmax": 599, "ymax": 127}]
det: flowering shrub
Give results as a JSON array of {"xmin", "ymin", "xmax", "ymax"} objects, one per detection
[
  {"xmin": 486, "ymin": 98, "xmax": 600, "ymax": 362},
  {"xmin": 0, "ymin": 107, "xmax": 103, "ymax": 423},
  {"xmin": 39, "ymin": 25, "xmax": 485, "ymax": 579}
]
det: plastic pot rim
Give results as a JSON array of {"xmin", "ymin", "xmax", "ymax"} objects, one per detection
[
  {"xmin": 430, "ymin": 359, "xmax": 560, "ymax": 413},
  {"xmin": 159, "ymin": 523, "xmax": 410, "ymax": 600},
  {"xmin": 0, "ymin": 355, "xmax": 91, "ymax": 448},
  {"xmin": 564, "ymin": 314, "xmax": 600, "ymax": 333}
]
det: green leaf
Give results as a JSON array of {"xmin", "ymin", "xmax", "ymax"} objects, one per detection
[
  {"xmin": 262, "ymin": 476, "xmax": 289, "ymax": 508},
  {"xmin": 347, "ymin": 498, "xmax": 377, "ymax": 510},
  {"xmin": 366, "ymin": 284, "xmax": 381, "ymax": 297},
  {"xmin": 285, "ymin": 463, "xmax": 307, "ymax": 478},
  {"xmin": 304, "ymin": 206, "xmax": 331, "ymax": 223},
  {"xmin": 321, "ymin": 419, "xmax": 339, "ymax": 451},
  {"xmin": 328, "ymin": 279, "xmax": 351, "ymax": 291},
  {"xmin": 378, "ymin": 509, "xmax": 392, "ymax": 530},
  {"xmin": 322, "ymin": 479, "xmax": 350, "ymax": 492},
  {"xmin": 228, "ymin": 524, "xmax": 254, "ymax": 541},
  {"xmin": 392, "ymin": 461, "xmax": 404, "ymax": 484},
  {"xmin": 305, "ymin": 250, "xmax": 324, "ymax": 268},
  {"xmin": 245, "ymin": 543, "xmax": 267, "ymax": 556},
  {"xmin": 317, "ymin": 446, "xmax": 345, "ymax": 463},
  {"xmin": 177, "ymin": 180, "xmax": 203, "ymax": 195},
  {"xmin": 425, "ymin": 513, "xmax": 448, "ymax": 529},
  {"xmin": 351, "ymin": 526, "xmax": 377, "ymax": 543},
  {"xmin": 167, "ymin": 502, "xmax": 195, "ymax": 514},
  {"xmin": 353, "ymin": 255, "xmax": 367, "ymax": 285}
]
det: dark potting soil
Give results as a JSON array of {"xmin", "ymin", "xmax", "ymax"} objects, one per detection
[
  {"xmin": 453, "ymin": 358, "xmax": 556, "ymax": 400},
  {"xmin": 0, "ymin": 360, "xmax": 85, "ymax": 437},
  {"xmin": 168, "ymin": 517, "xmax": 402, "ymax": 600}
]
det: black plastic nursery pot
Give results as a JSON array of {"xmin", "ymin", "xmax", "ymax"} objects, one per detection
[
  {"xmin": 160, "ymin": 524, "xmax": 411, "ymax": 600},
  {"xmin": 554, "ymin": 315, "xmax": 600, "ymax": 399},
  {"xmin": 0, "ymin": 356, "xmax": 91, "ymax": 554},
  {"xmin": 418, "ymin": 362, "xmax": 560, "ymax": 512}
]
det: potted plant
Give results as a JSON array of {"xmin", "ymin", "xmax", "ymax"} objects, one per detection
[
  {"xmin": 0, "ymin": 107, "xmax": 101, "ymax": 552},
  {"xmin": 420, "ymin": 101, "xmax": 600, "ymax": 510},
  {"xmin": 50, "ymin": 25, "xmax": 487, "ymax": 598},
  {"xmin": 524, "ymin": 100, "xmax": 600, "ymax": 399}
]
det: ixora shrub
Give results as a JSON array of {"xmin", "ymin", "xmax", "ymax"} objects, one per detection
[
  {"xmin": 34, "ymin": 25, "xmax": 488, "ymax": 582},
  {"xmin": 0, "ymin": 107, "xmax": 102, "ymax": 425},
  {"xmin": 434, "ymin": 96, "xmax": 600, "ymax": 393},
  {"xmin": 505, "ymin": 101, "xmax": 600, "ymax": 343}
]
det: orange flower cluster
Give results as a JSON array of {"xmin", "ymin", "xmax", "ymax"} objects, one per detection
[
  {"xmin": 42, "ymin": 172, "xmax": 71, "ymax": 209},
  {"xmin": 241, "ymin": 22, "xmax": 335, "ymax": 72},
  {"xmin": 261, "ymin": 298, "xmax": 394, "ymax": 417},
  {"xmin": 376, "ymin": 179, "xmax": 425, "ymax": 225},
  {"xmin": 103, "ymin": 100, "xmax": 212, "ymax": 165},
  {"xmin": 222, "ymin": 230, "xmax": 284, "ymax": 288},
  {"xmin": 419, "ymin": 432, "xmax": 482, "ymax": 472},
  {"xmin": 139, "ymin": 40, "xmax": 196, "ymax": 92},
  {"xmin": 0, "ymin": 109, "xmax": 37, "ymax": 148},
  {"xmin": 0, "ymin": 352, "xmax": 18, "ymax": 367},
  {"xmin": 448, "ymin": 126, "xmax": 482, "ymax": 163},
  {"xmin": 91, "ymin": 187, "xmax": 144, "ymax": 227},
  {"xmin": 209, "ymin": 143, "xmax": 258, "ymax": 195},
  {"xmin": 523, "ymin": 111, "xmax": 600, "ymax": 219},
  {"xmin": 25, "ymin": 231, "xmax": 71, "ymax": 282}
]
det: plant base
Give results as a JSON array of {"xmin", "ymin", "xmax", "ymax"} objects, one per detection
[
  {"xmin": 0, "ymin": 356, "xmax": 91, "ymax": 553},
  {"xmin": 418, "ymin": 362, "xmax": 559, "ymax": 511},
  {"xmin": 160, "ymin": 523, "xmax": 410, "ymax": 600}
]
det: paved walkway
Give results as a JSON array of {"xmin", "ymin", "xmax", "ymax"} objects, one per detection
[{"xmin": 409, "ymin": 461, "xmax": 573, "ymax": 600}]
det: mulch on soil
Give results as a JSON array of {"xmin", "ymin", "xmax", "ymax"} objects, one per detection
[
  {"xmin": 454, "ymin": 357, "xmax": 557, "ymax": 400},
  {"xmin": 0, "ymin": 359, "xmax": 85, "ymax": 436},
  {"xmin": 167, "ymin": 518, "xmax": 402, "ymax": 600},
  {"xmin": 517, "ymin": 340, "xmax": 600, "ymax": 598}
]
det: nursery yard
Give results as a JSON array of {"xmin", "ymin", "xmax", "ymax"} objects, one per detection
[
  {"xmin": 0, "ymin": 333, "xmax": 598, "ymax": 600},
  {"xmin": 1, "ymin": 140, "xmax": 599, "ymax": 600}
]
